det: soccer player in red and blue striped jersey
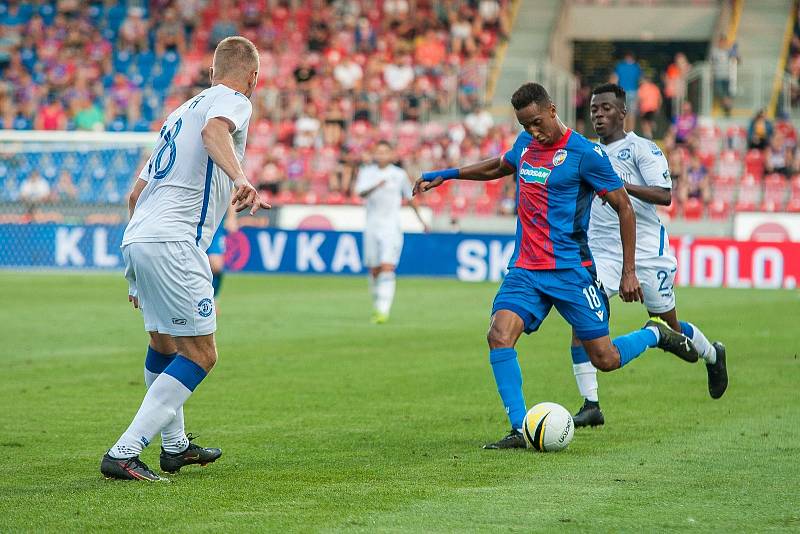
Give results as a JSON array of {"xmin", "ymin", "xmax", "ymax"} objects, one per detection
[{"xmin": 415, "ymin": 83, "xmax": 700, "ymax": 448}]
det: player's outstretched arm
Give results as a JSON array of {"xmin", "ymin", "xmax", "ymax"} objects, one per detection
[
  {"xmin": 624, "ymin": 183, "xmax": 671, "ymax": 205},
  {"xmin": 201, "ymin": 117, "xmax": 270, "ymax": 215},
  {"xmin": 413, "ymin": 156, "xmax": 514, "ymax": 195},
  {"xmin": 604, "ymin": 187, "xmax": 644, "ymax": 303}
]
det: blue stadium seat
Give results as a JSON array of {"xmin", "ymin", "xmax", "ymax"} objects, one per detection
[
  {"xmin": 136, "ymin": 51, "xmax": 156, "ymax": 79},
  {"xmin": 38, "ymin": 2, "xmax": 56, "ymax": 24},
  {"xmin": 113, "ymin": 50, "xmax": 134, "ymax": 74}
]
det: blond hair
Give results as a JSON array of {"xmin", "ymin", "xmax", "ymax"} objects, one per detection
[{"xmin": 212, "ymin": 36, "xmax": 259, "ymax": 80}]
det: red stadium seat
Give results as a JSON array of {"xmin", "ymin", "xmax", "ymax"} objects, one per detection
[
  {"xmin": 450, "ymin": 194, "xmax": 469, "ymax": 218},
  {"xmin": 421, "ymin": 190, "xmax": 446, "ymax": 215},
  {"xmin": 735, "ymin": 174, "xmax": 761, "ymax": 212},
  {"xmin": 712, "ymin": 176, "xmax": 738, "ymax": 204},
  {"xmin": 708, "ymin": 199, "xmax": 731, "ymax": 220},
  {"xmin": 744, "ymin": 149, "xmax": 765, "ymax": 180},
  {"xmin": 716, "ymin": 149, "xmax": 742, "ymax": 180},
  {"xmin": 474, "ymin": 194, "xmax": 495, "ymax": 216},
  {"xmin": 661, "ymin": 200, "xmax": 679, "ymax": 221},
  {"xmin": 761, "ymin": 174, "xmax": 788, "ymax": 211},
  {"xmin": 682, "ymin": 198, "xmax": 704, "ymax": 220}
]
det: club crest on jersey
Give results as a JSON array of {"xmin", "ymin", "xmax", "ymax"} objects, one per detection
[
  {"xmin": 552, "ymin": 149, "xmax": 568, "ymax": 166},
  {"xmin": 648, "ymin": 142, "xmax": 663, "ymax": 156},
  {"xmin": 519, "ymin": 161, "xmax": 550, "ymax": 185},
  {"xmin": 617, "ymin": 148, "xmax": 631, "ymax": 161}
]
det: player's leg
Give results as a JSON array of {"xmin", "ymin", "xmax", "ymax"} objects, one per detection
[
  {"xmin": 363, "ymin": 232, "xmax": 381, "ymax": 319},
  {"xmin": 144, "ymin": 332, "xmax": 190, "ymax": 454},
  {"xmin": 570, "ymin": 258, "xmax": 618, "ymax": 426},
  {"xmin": 102, "ymin": 242, "xmax": 218, "ymax": 480},
  {"xmin": 484, "ymin": 268, "xmax": 551, "ymax": 449},
  {"xmin": 551, "ymin": 267, "xmax": 698, "ymax": 374},
  {"xmin": 372, "ymin": 232, "xmax": 402, "ymax": 323},
  {"xmin": 640, "ymin": 260, "xmax": 728, "ymax": 398}
]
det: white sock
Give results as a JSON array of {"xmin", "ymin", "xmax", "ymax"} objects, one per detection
[
  {"xmin": 368, "ymin": 275, "xmax": 378, "ymax": 310},
  {"xmin": 684, "ymin": 322, "xmax": 717, "ymax": 364},
  {"xmin": 144, "ymin": 367, "xmax": 189, "ymax": 454},
  {"xmin": 375, "ymin": 271, "xmax": 396, "ymax": 316},
  {"xmin": 573, "ymin": 362, "xmax": 599, "ymax": 402},
  {"xmin": 646, "ymin": 325, "xmax": 661, "ymax": 343},
  {"xmin": 110, "ymin": 357, "xmax": 205, "ymax": 459}
]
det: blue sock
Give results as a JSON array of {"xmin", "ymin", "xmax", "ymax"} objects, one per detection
[
  {"xmin": 145, "ymin": 346, "xmax": 176, "ymax": 375},
  {"xmin": 570, "ymin": 345, "xmax": 590, "ymax": 364},
  {"xmin": 489, "ymin": 348, "xmax": 526, "ymax": 429},
  {"xmin": 163, "ymin": 355, "xmax": 208, "ymax": 392},
  {"xmin": 212, "ymin": 273, "xmax": 223, "ymax": 297},
  {"xmin": 612, "ymin": 329, "xmax": 658, "ymax": 368},
  {"xmin": 679, "ymin": 321, "xmax": 694, "ymax": 338}
]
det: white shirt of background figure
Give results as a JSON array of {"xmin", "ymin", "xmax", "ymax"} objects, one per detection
[
  {"xmin": 354, "ymin": 141, "xmax": 428, "ymax": 324},
  {"xmin": 589, "ymin": 131, "xmax": 672, "ymax": 261}
]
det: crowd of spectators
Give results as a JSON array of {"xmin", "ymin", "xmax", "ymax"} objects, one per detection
[
  {"xmin": 2, "ymin": 0, "xmax": 522, "ymax": 218},
  {"xmin": 659, "ymin": 104, "xmax": 800, "ymax": 219}
]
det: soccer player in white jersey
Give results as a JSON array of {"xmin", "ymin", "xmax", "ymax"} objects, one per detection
[
  {"xmin": 354, "ymin": 140, "xmax": 428, "ymax": 323},
  {"xmin": 570, "ymin": 83, "xmax": 728, "ymax": 428},
  {"xmin": 100, "ymin": 36, "xmax": 269, "ymax": 481}
]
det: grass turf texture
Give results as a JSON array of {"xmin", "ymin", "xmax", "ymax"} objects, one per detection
[{"xmin": 1, "ymin": 272, "xmax": 798, "ymax": 532}]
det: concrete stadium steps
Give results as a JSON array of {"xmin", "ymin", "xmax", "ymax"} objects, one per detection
[
  {"xmin": 731, "ymin": 0, "xmax": 793, "ymax": 114},
  {"xmin": 491, "ymin": 0, "xmax": 562, "ymax": 111}
]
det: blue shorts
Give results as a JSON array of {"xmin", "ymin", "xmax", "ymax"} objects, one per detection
[
  {"xmin": 491, "ymin": 267, "xmax": 610, "ymax": 341},
  {"xmin": 206, "ymin": 226, "xmax": 226, "ymax": 256}
]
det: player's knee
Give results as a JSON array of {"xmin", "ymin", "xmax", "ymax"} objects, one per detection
[
  {"xmin": 486, "ymin": 325, "xmax": 514, "ymax": 349},
  {"xmin": 587, "ymin": 349, "xmax": 618, "ymax": 372}
]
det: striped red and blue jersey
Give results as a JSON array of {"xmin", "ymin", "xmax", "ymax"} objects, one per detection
[{"xmin": 502, "ymin": 128, "xmax": 624, "ymax": 270}]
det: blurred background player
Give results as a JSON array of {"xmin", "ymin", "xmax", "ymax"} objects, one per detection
[
  {"xmin": 355, "ymin": 140, "xmax": 428, "ymax": 324},
  {"xmin": 101, "ymin": 36, "xmax": 269, "ymax": 482},
  {"xmin": 415, "ymin": 83, "xmax": 700, "ymax": 449},
  {"xmin": 572, "ymin": 83, "xmax": 728, "ymax": 428},
  {"xmin": 207, "ymin": 203, "xmax": 238, "ymax": 308}
]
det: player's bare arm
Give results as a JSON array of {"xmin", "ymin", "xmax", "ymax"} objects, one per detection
[
  {"xmin": 127, "ymin": 178, "xmax": 148, "ymax": 220},
  {"xmin": 413, "ymin": 156, "xmax": 515, "ymax": 195},
  {"xmin": 624, "ymin": 183, "xmax": 671, "ymax": 205},
  {"xmin": 201, "ymin": 117, "xmax": 270, "ymax": 215},
  {"xmin": 357, "ymin": 179, "xmax": 386, "ymax": 198},
  {"xmin": 603, "ymin": 187, "xmax": 644, "ymax": 303},
  {"xmin": 408, "ymin": 194, "xmax": 430, "ymax": 232}
]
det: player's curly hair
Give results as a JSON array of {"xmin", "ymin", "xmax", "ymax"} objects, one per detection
[
  {"xmin": 511, "ymin": 83, "xmax": 551, "ymax": 110},
  {"xmin": 592, "ymin": 83, "xmax": 626, "ymax": 103}
]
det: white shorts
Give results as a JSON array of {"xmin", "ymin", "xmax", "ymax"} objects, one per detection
[
  {"xmin": 363, "ymin": 231, "xmax": 403, "ymax": 268},
  {"xmin": 123, "ymin": 241, "xmax": 216, "ymax": 336},
  {"xmin": 595, "ymin": 254, "xmax": 678, "ymax": 314}
]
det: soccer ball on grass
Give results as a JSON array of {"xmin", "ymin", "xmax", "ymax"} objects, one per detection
[{"xmin": 522, "ymin": 402, "xmax": 574, "ymax": 452}]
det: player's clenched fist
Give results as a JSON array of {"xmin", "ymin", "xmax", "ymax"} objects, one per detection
[
  {"xmin": 412, "ymin": 176, "xmax": 443, "ymax": 196},
  {"xmin": 619, "ymin": 270, "xmax": 644, "ymax": 303}
]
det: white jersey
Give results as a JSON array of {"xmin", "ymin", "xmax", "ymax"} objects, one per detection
[
  {"xmin": 122, "ymin": 84, "xmax": 252, "ymax": 251},
  {"xmin": 354, "ymin": 163, "xmax": 412, "ymax": 234},
  {"xmin": 589, "ymin": 132, "xmax": 672, "ymax": 261}
]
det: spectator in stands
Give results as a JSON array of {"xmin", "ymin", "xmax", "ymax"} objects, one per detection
[
  {"xmin": 34, "ymin": 95, "xmax": 67, "ymax": 131},
  {"xmin": 614, "ymin": 51, "xmax": 641, "ymax": 130},
  {"xmin": 774, "ymin": 111, "xmax": 797, "ymax": 150},
  {"xmin": 19, "ymin": 171, "xmax": 51, "ymax": 204},
  {"xmin": 765, "ymin": 132, "xmax": 793, "ymax": 177},
  {"xmin": 257, "ymin": 155, "xmax": 283, "ymax": 197},
  {"xmin": 449, "ymin": 5, "xmax": 476, "ymax": 56},
  {"xmin": 384, "ymin": 54, "xmax": 415, "ymax": 93},
  {"xmin": 677, "ymin": 153, "xmax": 711, "ymax": 207},
  {"xmin": 710, "ymin": 36, "xmax": 737, "ymax": 117},
  {"xmin": 209, "ymin": 10, "xmax": 238, "ymax": 50},
  {"xmin": 53, "ymin": 170, "xmax": 78, "ymax": 202},
  {"xmin": 73, "ymin": 98, "xmax": 105, "ymax": 131},
  {"xmin": 119, "ymin": 7, "xmax": 150, "ymax": 52},
  {"xmin": 354, "ymin": 16, "xmax": 377, "ymax": 53},
  {"xmin": 747, "ymin": 109, "xmax": 773, "ymax": 150},
  {"xmin": 663, "ymin": 52, "xmax": 692, "ymax": 121},
  {"xmin": 155, "ymin": 8, "xmax": 187, "ymax": 56},
  {"xmin": 673, "ymin": 101, "xmax": 697, "ymax": 145},
  {"xmin": 415, "ymin": 29, "xmax": 446, "ymax": 77},
  {"xmin": 464, "ymin": 105, "xmax": 494, "ymax": 139},
  {"xmin": 333, "ymin": 56, "xmax": 364, "ymax": 92},
  {"xmin": 637, "ymin": 76, "xmax": 661, "ymax": 139}
]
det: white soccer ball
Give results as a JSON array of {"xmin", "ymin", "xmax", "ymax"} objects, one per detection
[{"xmin": 522, "ymin": 402, "xmax": 574, "ymax": 452}]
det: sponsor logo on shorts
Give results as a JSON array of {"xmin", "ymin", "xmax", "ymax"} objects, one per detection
[
  {"xmin": 197, "ymin": 298, "xmax": 214, "ymax": 317},
  {"xmin": 552, "ymin": 149, "xmax": 568, "ymax": 166},
  {"xmin": 617, "ymin": 148, "xmax": 631, "ymax": 161},
  {"xmin": 172, "ymin": 318, "xmax": 187, "ymax": 326},
  {"xmin": 519, "ymin": 161, "xmax": 550, "ymax": 185}
]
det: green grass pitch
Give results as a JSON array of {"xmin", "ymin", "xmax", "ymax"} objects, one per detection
[{"xmin": 0, "ymin": 272, "xmax": 798, "ymax": 532}]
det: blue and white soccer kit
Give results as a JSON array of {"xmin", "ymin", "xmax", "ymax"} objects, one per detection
[{"xmin": 122, "ymin": 84, "xmax": 252, "ymax": 336}]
